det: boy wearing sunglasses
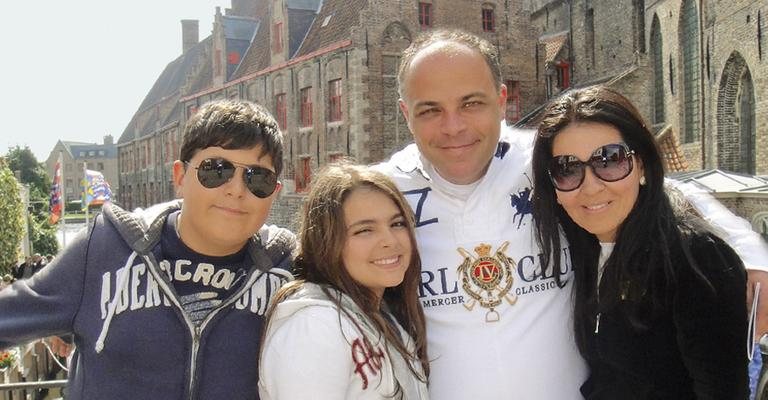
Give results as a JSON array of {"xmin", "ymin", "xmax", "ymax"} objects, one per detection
[{"xmin": 0, "ymin": 100, "xmax": 295, "ymax": 400}]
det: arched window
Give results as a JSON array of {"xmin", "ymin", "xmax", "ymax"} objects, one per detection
[
  {"xmin": 679, "ymin": 0, "xmax": 701, "ymax": 143},
  {"xmin": 651, "ymin": 15, "xmax": 664, "ymax": 124},
  {"xmin": 716, "ymin": 52, "xmax": 756, "ymax": 174},
  {"xmin": 633, "ymin": 0, "xmax": 646, "ymax": 53},
  {"xmin": 738, "ymin": 70, "xmax": 756, "ymax": 174}
]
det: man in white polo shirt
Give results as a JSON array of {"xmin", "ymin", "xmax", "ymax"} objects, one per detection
[{"xmin": 376, "ymin": 28, "xmax": 768, "ymax": 399}]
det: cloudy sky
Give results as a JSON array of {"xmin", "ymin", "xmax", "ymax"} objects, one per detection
[{"xmin": 2, "ymin": 1, "xmax": 227, "ymax": 161}]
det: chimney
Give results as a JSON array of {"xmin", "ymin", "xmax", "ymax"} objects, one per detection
[
  {"xmin": 181, "ymin": 19, "xmax": 199, "ymax": 54},
  {"xmin": 103, "ymin": 134, "xmax": 114, "ymax": 145}
]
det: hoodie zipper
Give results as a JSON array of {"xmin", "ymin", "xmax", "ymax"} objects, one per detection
[
  {"xmin": 140, "ymin": 254, "xmax": 200, "ymax": 399},
  {"xmin": 142, "ymin": 253, "xmax": 271, "ymax": 400}
]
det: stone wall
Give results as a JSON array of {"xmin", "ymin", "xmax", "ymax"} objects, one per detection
[{"xmin": 529, "ymin": 0, "xmax": 768, "ymax": 175}]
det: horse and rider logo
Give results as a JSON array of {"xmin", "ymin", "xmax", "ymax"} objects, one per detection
[
  {"xmin": 509, "ymin": 173, "xmax": 534, "ymax": 229},
  {"xmin": 457, "ymin": 242, "xmax": 518, "ymax": 322}
]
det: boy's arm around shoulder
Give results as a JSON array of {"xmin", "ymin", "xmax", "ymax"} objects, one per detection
[
  {"xmin": 0, "ymin": 227, "xmax": 91, "ymax": 349},
  {"xmin": 259, "ymin": 224, "xmax": 297, "ymax": 275}
]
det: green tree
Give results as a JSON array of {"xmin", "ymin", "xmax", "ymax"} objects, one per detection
[
  {"xmin": 5, "ymin": 146, "xmax": 58, "ymax": 256},
  {"xmin": 29, "ymin": 212, "xmax": 59, "ymax": 256},
  {"xmin": 6, "ymin": 146, "xmax": 49, "ymax": 200},
  {"xmin": 0, "ymin": 158, "xmax": 24, "ymax": 274}
]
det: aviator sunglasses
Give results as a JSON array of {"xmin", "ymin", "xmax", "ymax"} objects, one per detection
[
  {"xmin": 548, "ymin": 143, "xmax": 635, "ymax": 192},
  {"xmin": 185, "ymin": 158, "xmax": 278, "ymax": 198}
]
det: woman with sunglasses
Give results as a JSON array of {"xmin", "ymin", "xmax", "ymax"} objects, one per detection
[
  {"xmin": 258, "ymin": 163, "xmax": 429, "ymax": 400},
  {"xmin": 531, "ymin": 86, "xmax": 748, "ymax": 399}
]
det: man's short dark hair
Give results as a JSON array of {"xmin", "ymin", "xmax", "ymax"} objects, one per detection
[
  {"xmin": 397, "ymin": 29, "xmax": 503, "ymax": 98},
  {"xmin": 180, "ymin": 100, "xmax": 284, "ymax": 176}
]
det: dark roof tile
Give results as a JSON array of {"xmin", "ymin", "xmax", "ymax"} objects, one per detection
[
  {"xmin": 294, "ymin": 0, "xmax": 367, "ymax": 57},
  {"xmin": 655, "ymin": 125, "xmax": 689, "ymax": 172},
  {"xmin": 223, "ymin": 15, "xmax": 259, "ymax": 40},
  {"xmin": 118, "ymin": 37, "xmax": 212, "ymax": 144},
  {"xmin": 230, "ymin": 8, "xmax": 272, "ymax": 79}
]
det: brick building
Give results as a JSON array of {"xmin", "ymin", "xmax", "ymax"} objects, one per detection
[
  {"xmin": 117, "ymin": 0, "xmax": 543, "ymax": 228},
  {"xmin": 46, "ymin": 136, "xmax": 118, "ymax": 203},
  {"xmin": 524, "ymin": 0, "xmax": 768, "ymax": 231},
  {"xmin": 525, "ymin": 0, "xmax": 767, "ymax": 176}
]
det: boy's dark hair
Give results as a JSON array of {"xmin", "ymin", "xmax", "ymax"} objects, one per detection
[{"xmin": 180, "ymin": 100, "xmax": 284, "ymax": 176}]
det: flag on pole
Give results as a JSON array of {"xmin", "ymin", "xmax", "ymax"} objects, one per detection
[
  {"xmin": 49, "ymin": 153, "xmax": 63, "ymax": 224},
  {"xmin": 81, "ymin": 169, "xmax": 112, "ymax": 210}
]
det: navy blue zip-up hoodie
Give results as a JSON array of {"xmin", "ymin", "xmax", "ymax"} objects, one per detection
[{"xmin": 0, "ymin": 200, "xmax": 295, "ymax": 400}]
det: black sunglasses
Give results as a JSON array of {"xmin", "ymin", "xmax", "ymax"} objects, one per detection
[
  {"xmin": 548, "ymin": 143, "xmax": 635, "ymax": 192},
  {"xmin": 185, "ymin": 158, "xmax": 278, "ymax": 198}
]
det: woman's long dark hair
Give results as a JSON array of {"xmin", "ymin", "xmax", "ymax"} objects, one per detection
[
  {"xmin": 531, "ymin": 86, "xmax": 707, "ymax": 355},
  {"xmin": 263, "ymin": 162, "xmax": 429, "ymax": 393}
]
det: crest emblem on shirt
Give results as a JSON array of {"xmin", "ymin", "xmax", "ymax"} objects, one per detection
[{"xmin": 457, "ymin": 242, "xmax": 518, "ymax": 322}]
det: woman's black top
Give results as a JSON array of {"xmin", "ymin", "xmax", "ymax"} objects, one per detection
[{"xmin": 580, "ymin": 231, "xmax": 749, "ymax": 399}]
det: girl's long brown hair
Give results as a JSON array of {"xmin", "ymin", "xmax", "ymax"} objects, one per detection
[{"xmin": 263, "ymin": 162, "xmax": 429, "ymax": 390}]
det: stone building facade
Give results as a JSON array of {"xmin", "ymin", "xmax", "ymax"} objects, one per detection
[
  {"xmin": 119, "ymin": 0, "xmax": 767, "ymax": 230},
  {"xmin": 45, "ymin": 136, "xmax": 118, "ymax": 203},
  {"xmin": 117, "ymin": 0, "xmax": 543, "ymax": 229},
  {"xmin": 524, "ymin": 0, "xmax": 768, "ymax": 229},
  {"xmin": 525, "ymin": 0, "xmax": 767, "ymax": 177}
]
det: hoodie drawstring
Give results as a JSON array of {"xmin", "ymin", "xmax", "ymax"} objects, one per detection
[{"xmin": 95, "ymin": 252, "xmax": 139, "ymax": 353}]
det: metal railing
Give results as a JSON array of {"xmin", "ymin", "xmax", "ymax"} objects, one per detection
[
  {"xmin": 0, "ymin": 380, "xmax": 66, "ymax": 400},
  {"xmin": 1, "ymin": 342, "xmax": 68, "ymax": 400}
]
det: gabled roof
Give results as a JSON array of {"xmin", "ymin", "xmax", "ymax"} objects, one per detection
[
  {"xmin": 286, "ymin": 0, "xmax": 322, "ymax": 11},
  {"xmin": 58, "ymin": 140, "xmax": 92, "ymax": 157},
  {"xmin": 118, "ymin": 37, "xmax": 212, "ymax": 144},
  {"xmin": 539, "ymin": 30, "xmax": 569, "ymax": 65},
  {"xmin": 56, "ymin": 140, "xmax": 117, "ymax": 159},
  {"xmin": 223, "ymin": 15, "xmax": 259, "ymax": 40},
  {"xmin": 223, "ymin": 16, "xmax": 260, "ymax": 80},
  {"xmin": 230, "ymin": 2, "xmax": 272, "ymax": 80},
  {"xmin": 228, "ymin": 0, "xmax": 261, "ymax": 17},
  {"xmin": 293, "ymin": 0, "xmax": 367, "ymax": 57},
  {"xmin": 69, "ymin": 144, "xmax": 118, "ymax": 159},
  {"xmin": 288, "ymin": 7, "xmax": 318, "ymax": 57},
  {"xmin": 136, "ymin": 37, "xmax": 210, "ymax": 113},
  {"xmin": 61, "ymin": 140, "xmax": 93, "ymax": 147},
  {"xmin": 655, "ymin": 125, "xmax": 689, "ymax": 173}
]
